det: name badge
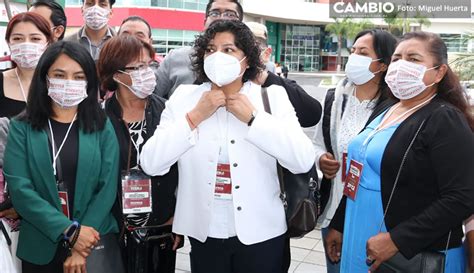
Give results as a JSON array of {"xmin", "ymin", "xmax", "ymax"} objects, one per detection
[
  {"xmin": 343, "ymin": 159, "xmax": 363, "ymax": 201},
  {"xmin": 58, "ymin": 191, "xmax": 70, "ymax": 219},
  {"xmin": 341, "ymin": 152, "xmax": 348, "ymax": 182},
  {"xmin": 122, "ymin": 170, "xmax": 152, "ymax": 214},
  {"xmin": 215, "ymin": 163, "xmax": 232, "ymax": 200}
]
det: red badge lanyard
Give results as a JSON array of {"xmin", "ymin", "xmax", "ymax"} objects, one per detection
[
  {"xmin": 343, "ymin": 159, "xmax": 363, "ymax": 200},
  {"xmin": 121, "ymin": 171, "xmax": 152, "ymax": 214},
  {"xmin": 214, "ymin": 109, "xmax": 232, "ymax": 200}
]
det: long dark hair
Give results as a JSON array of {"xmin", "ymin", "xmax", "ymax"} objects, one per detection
[
  {"xmin": 354, "ymin": 29, "xmax": 398, "ymax": 105},
  {"xmin": 192, "ymin": 20, "xmax": 264, "ymax": 84},
  {"xmin": 400, "ymin": 31, "xmax": 474, "ymax": 130},
  {"xmin": 19, "ymin": 41, "xmax": 106, "ymax": 133}
]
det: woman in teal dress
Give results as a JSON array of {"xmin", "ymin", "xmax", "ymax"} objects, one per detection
[{"xmin": 325, "ymin": 31, "xmax": 474, "ymax": 273}]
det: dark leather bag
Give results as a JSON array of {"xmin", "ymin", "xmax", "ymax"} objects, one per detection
[
  {"xmin": 261, "ymin": 88, "xmax": 321, "ymax": 238},
  {"xmin": 125, "ymin": 225, "xmax": 181, "ymax": 273},
  {"xmin": 376, "ymin": 252, "xmax": 445, "ymax": 273},
  {"xmin": 375, "ymin": 119, "xmax": 448, "ymax": 273}
]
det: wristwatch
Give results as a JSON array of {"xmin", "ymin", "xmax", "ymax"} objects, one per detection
[
  {"xmin": 64, "ymin": 220, "xmax": 80, "ymax": 241},
  {"xmin": 247, "ymin": 110, "xmax": 258, "ymax": 126}
]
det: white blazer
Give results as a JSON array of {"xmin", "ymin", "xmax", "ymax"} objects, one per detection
[{"xmin": 140, "ymin": 81, "xmax": 316, "ymax": 244}]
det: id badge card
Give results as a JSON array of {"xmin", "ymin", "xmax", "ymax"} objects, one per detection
[
  {"xmin": 58, "ymin": 191, "xmax": 70, "ymax": 219},
  {"xmin": 214, "ymin": 163, "xmax": 232, "ymax": 200},
  {"xmin": 122, "ymin": 169, "xmax": 152, "ymax": 214},
  {"xmin": 343, "ymin": 159, "xmax": 363, "ymax": 201},
  {"xmin": 341, "ymin": 152, "xmax": 348, "ymax": 182}
]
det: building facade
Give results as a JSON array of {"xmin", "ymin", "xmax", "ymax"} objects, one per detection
[{"xmin": 2, "ymin": 0, "xmax": 473, "ymax": 72}]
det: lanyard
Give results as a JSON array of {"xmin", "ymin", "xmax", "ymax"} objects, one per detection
[
  {"xmin": 48, "ymin": 113, "xmax": 77, "ymax": 176},
  {"xmin": 362, "ymin": 94, "xmax": 436, "ymax": 148},
  {"xmin": 14, "ymin": 68, "xmax": 28, "ymax": 102},
  {"xmin": 129, "ymin": 105, "xmax": 146, "ymax": 167}
]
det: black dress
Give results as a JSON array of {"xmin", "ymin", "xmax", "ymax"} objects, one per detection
[{"xmin": 0, "ymin": 72, "xmax": 27, "ymax": 118}]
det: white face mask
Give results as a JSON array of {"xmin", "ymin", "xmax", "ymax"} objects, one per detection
[
  {"xmin": 48, "ymin": 78, "xmax": 88, "ymax": 108},
  {"xmin": 83, "ymin": 5, "xmax": 110, "ymax": 30},
  {"xmin": 385, "ymin": 60, "xmax": 437, "ymax": 100},
  {"xmin": 204, "ymin": 52, "xmax": 246, "ymax": 87},
  {"xmin": 115, "ymin": 67, "xmax": 156, "ymax": 99},
  {"xmin": 10, "ymin": 42, "xmax": 47, "ymax": 69},
  {"xmin": 345, "ymin": 53, "xmax": 381, "ymax": 85}
]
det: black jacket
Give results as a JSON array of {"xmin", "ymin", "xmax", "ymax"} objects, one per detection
[
  {"xmin": 262, "ymin": 72, "xmax": 322, "ymax": 128},
  {"xmin": 330, "ymin": 97, "xmax": 474, "ymax": 259},
  {"xmin": 106, "ymin": 94, "xmax": 178, "ymax": 225}
]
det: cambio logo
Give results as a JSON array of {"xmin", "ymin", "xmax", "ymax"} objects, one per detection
[{"xmin": 333, "ymin": 1, "xmax": 395, "ymax": 14}]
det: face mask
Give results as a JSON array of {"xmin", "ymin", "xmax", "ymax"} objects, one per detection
[
  {"xmin": 83, "ymin": 5, "xmax": 110, "ymax": 30},
  {"xmin": 204, "ymin": 52, "xmax": 246, "ymax": 87},
  {"xmin": 48, "ymin": 78, "xmax": 88, "ymax": 108},
  {"xmin": 10, "ymin": 42, "xmax": 46, "ymax": 69},
  {"xmin": 385, "ymin": 60, "xmax": 438, "ymax": 100},
  {"xmin": 345, "ymin": 54, "xmax": 381, "ymax": 85},
  {"xmin": 115, "ymin": 67, "xmax": 156, "ymax": 99}
]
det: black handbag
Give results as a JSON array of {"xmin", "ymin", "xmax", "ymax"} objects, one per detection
[
  {"xmin": 125, "ymin": 225, "xmax": 181, "ymax": 273},
  {"xmin": 375, "ymin": 119, "xmax": 450, "ymax": 273},
  {"xmin": 261, "ymin": 87, "xmax": 321, "ymax": 238},
  {"xmin": 376, "ymin": 252, "xmax": 446, "ymax": 273}
]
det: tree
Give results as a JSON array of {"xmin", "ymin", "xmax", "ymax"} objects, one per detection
[
  {"xmin": 325, "ymin": 18, "xmax": 352, "ymax": 72},
  {"xmin": 347, "ymin": 19, "xmax": 375, "ymax": 40},
  {"xmin": 383, "ymin": 11, "xmax": 404, "ymax": 35},
  {"xmin": 413, "ymin": 12, "xmax": 431, "ymax": 30}
]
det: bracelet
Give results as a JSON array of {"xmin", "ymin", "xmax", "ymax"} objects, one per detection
[
  {"xmin": 186, "ymin": 112, "xmax": 197, "ymax": 129},
  {"xmin": 63, "ymin": 220, "xmax": 79, "ymax": 241},
  {"xmin": 70, "ymin": 224, "xmax": 81, "ymax": 248},
  {"xmin": 247, "ymin": 110, "xmax": 258, "ymax": 126}
]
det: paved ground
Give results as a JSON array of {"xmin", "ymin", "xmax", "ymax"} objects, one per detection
[
  {"xmin": 175, "ymin": 229, "xmax": 329, "ymax": 273},
  {"xmin": 175, "ymin": 73, "xmax": 334, "ymax": 273}
]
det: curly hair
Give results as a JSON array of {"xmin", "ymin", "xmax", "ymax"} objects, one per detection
[{"xmin": 192, "ymin": 20, "xmax": 264, "ymax": 84}]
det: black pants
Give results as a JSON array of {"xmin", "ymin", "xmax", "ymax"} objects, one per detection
[
  {"xmin": 189, "ymin": 234, "xmax": 285, "ymax": 273},
  {"xmin": 282, "ymin": 235, "xmax": 291, "ymax": 273}
]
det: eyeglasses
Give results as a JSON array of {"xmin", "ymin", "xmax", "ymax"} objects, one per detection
[
  {"xmin": 121, "ymin": 62, "xmax": 158, "ymax": 71},
  {"xmin": 207, "ymin": 10, "xmax": 239, "ymax": 20}
]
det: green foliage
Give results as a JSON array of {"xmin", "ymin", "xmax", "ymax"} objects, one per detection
[
  {"xmin": 347, "ymin": 19, "xmax": 375, "ymax": 39},
  {"xmin": 325, "ymin": 18, "xmax": 353, "ymax": 70},
  {"xmin": 452, "ymin": 31, "xmax": 474, "ymax": 81}
]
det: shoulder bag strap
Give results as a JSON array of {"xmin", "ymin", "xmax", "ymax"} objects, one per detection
[
  {"xmin": 379, "ymin": 119, "xmax": 451, "ymax": 253},
  {"xmin": 0, "ymin": 220, "xmax": 11, "ymax": 246},
  {"xmin": 260, "ymin": 88, "xmax": 287, "ymax": 207},
  {"xmin": 322, "ymin": 89, "xmax": 336, "ymax": 155}
]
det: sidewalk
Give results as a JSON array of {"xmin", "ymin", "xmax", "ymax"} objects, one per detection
[{"xmin": 175, "ymin": 228, "xmax": 328, "ymax": 273}]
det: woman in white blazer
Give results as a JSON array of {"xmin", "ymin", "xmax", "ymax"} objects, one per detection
[{"xmin": 140, "ymin": 20, "xmax": 315, "ymax": 273}]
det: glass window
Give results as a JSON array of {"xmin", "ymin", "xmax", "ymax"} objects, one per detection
[
  {"xmin": 279, "ymin": 23, "xmax": 321, "ymax": 72},
  {"xmin": 169, "ymin": 0, "xmax": 183, "ymax": 8},
  {"xmin": 184, "ymin": 30, "xmax": 199, "ymax": 41},
  {"xmin": 184, "ymin": 0, "xmax": 197, "ymax": 10},
  {"xmin": 440, "ymin": 34, "xmax": 469, "ymax": 53},
  {"xmin": 156, "ymin": 0, "xmax": 168, "ymax": 6},
  {"xmin": 168, "ymin": 29, "xmax": 183, "ymax": 39}
]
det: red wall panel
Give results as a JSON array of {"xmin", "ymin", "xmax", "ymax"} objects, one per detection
[{"xmin": 65, "ymin": 7, "xmax": 205, "ymax": 31}]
